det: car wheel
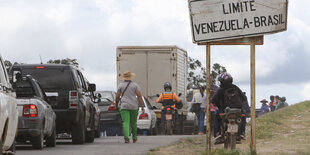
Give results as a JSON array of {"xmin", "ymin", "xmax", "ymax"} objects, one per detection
[
  {"xmin": 32, "ymin": 127, "xmax": 44, "ymax": 149},
  {"xmin": 5, "ymin": 138, "xmax": 16, "ymax": 155},
  {"xmin": 72, "ymin": 121, "xmax": 85, "ymax": 144},
  {"xmin": 85, "ymin": 121, "xmax": 95, "ymax": 143},
  {"xmin": 95, "ymin": 122, "xmax": 101, "ymax": 138},
  {"xmin": 46, "ymin": 124, "xmax": 56, "ymax": 147}
]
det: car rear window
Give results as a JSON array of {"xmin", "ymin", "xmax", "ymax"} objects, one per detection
[{"xmin": 21, "ymin": 68, "xmax": 74, "ymax": 90}]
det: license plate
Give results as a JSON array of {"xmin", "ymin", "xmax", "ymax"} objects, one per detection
[
  {"xmin": 227, "ymin": 124, "xmax": 238, "ymax": 133},
  {"xmin": 166, "ymin": 114, "xmax": 172, "ymax": 120}
]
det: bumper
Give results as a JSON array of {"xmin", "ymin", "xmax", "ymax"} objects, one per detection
[
  {"xmin": 100, "ymin": 112, "xmax": 120, "ymax": 122},
  {"xmin": 17, "ymin": 117, "xmax": 43, "ymax": 137},
  {"xmin": 137, "ymin": 119, "xmax": 151, "ymax": 130}
]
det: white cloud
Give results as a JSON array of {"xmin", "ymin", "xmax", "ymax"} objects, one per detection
[{"xmin": 301, "ymin": 83, "xmax": 310, "ymax": 101}]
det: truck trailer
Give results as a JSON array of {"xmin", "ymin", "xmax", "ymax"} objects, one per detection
[{"xmin": 116, "ymin": 46, "xmax": 189, "ymax": 133}]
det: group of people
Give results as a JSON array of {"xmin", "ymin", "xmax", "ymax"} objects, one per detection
[{"xmin": 260, "ymin": 95, "xmax": 289, "ymax": 115}]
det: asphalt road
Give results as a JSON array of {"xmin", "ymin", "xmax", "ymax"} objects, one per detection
[{"xmin": 16, "ymin": 135, "xmax": 198, "ymax": 155}]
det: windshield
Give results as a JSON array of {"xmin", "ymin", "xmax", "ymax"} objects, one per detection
[
  {"xmin": 21, "ymin": 68, "xmax": 74, "ymax": 90},
  {"xmin": 99, "ymin": 92, "xmax": 114, "ymax": 101}
]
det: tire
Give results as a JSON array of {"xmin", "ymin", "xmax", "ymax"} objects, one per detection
[
  {"xmin": 85, "ymin": 121, "xmax": 95, "ymax": 143},
  {"xmin": 0, "ymin": 138, "xmax": 2, "ymax": 155},
  {"xmin": 5, "ymin": 139, "xmax": 16, "ymax": 155},
  {"xmin": 46, "ymin": 124, "xmax": 56, "ymax": 147},
  {"xmin": 166, "ymin": 121, "xmax": 173, "ymax": 135},
  {"xmin": 95, "ymin": 122, "xmax": 101, "ymax": 138},
  {"xmin": 32, "ymin": 128, "xmax": 44, "ymax": 149},
  {"xmin": 72, "ymin": 122, "xmax": 85, "ymax": 144},
  {"xmin": 230, "ymin": 134, "xmax": 236, "ymax": 150}
]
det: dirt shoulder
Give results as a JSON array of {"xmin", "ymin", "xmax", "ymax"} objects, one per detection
[{"xmin": 149, "ymin": 101, "xmax": 310, "ymax": 155}]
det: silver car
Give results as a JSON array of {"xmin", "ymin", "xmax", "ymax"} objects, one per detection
[
  {"xmin": 15, "ymin": 75, "xmax": 56, "ymax": 149},
  {"xmin": 137, "ymin": 97, "xmax": 157, "ymax": 135}
]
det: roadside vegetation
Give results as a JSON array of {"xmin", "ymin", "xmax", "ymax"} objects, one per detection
[{"xmin": 149, "ymin": 100, "xmax": 310, "ymax": 155}]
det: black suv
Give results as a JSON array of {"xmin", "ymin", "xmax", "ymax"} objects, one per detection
[{"xmin": 10, "ymin": 64, "xmax": 96, "ymax": 144}]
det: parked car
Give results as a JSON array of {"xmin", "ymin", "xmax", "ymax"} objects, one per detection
[
  {"xmin": 95, "ymin": 91, "xmax": 123, "ymax": 136},
  {"xmin": 10, "ymin": 64, "xmax": 96, "ymax": 144},
  {"xmin": 0, "ymin": 55, "xmax": 18, "ymax": 154},
  {"xmin": 14, "ymin": 75, "xmax": 57, "ymax": 149},
  {"xmin": 137, "ymin": 96, "xmax": 157, "ymax": 135}
]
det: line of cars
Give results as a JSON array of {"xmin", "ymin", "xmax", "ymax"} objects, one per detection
[
  {"xmin": 1, "ymin": 55, "xmax": 159, "ymax": 154},
  {"xmin": 1, "ymin": 57, "xmax": 102, "ymax": 154}
]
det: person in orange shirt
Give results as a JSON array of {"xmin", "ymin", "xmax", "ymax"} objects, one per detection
[{"xmin": 156, "ymin": 82, "xmax": 182, "ymax": 126}]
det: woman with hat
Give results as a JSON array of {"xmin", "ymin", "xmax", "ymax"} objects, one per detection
[
  {"xmin": 259, "ymin": 99, "xmax": 270, "ymax": 116},
  {"xmin": 115, "ymin": 71, "xmax": 145, "ymax": 143}
]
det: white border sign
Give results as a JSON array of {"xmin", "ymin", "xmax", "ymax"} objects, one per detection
[{"xmin": 188, "ymin": 0, "xmax": 288, "ymax": 43}]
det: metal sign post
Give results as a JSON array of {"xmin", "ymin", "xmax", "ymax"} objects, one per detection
[
  {"xmin": 199, "ymin": 36, "xmax": 262, "ymax": 155},
  {"xmin": 250, "ymin": 38, "xmax": 256, "ymax": 152},
  {"xmin": 206, "ymin": 43, "xmax": 211, "ymax": 155}
]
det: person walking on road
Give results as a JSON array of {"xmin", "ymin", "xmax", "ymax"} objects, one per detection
[
  {"xmin": 115, "ymin": 71, "xmax": 145, "ymax": 143},
  {"xmin": 191, "ymin": 86, "xmax": 207, "ymax": 135},
  {"xmin": 260, "ymin": 99, "xmax": 270, "ymax": 116}
]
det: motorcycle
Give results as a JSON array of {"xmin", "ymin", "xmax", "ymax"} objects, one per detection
[
  {"xmin": 156, "ymin": 93, "xmax": 182, "ymax": 135},
  {"xmin": 219, "ymin": 107, "xmax": 245, "ymax": 150}
]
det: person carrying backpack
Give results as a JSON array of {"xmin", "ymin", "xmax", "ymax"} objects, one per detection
[{"xmin": 211, "ymin": 72, "xmax": 247, "ymax": 144}]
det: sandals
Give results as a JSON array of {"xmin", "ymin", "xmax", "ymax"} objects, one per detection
[{"xmin": 125, "ymin": 139, "xmax": 129, "ymax": 143}]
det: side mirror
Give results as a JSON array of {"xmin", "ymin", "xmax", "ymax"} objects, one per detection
[
  {"xmin": 88, "ymin": 84, "xmax": 96, "ymax": 92},
  {"xmin": 156, "ymin": 94, "xmax": 160, "ymax": 97},
  {"xmin": 178, "ymin": 93, "xmax": 182, "ymax": 97}
]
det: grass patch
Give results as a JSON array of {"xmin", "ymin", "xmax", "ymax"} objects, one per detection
[{"xmin": 254, "ymin": 101, "xmax": 310, "ymax": 139}]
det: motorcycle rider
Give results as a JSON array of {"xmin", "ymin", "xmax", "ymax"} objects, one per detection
[
  {"xmin": 156, "ymin": 82, "xmax": 182, "ymax": 127},
  {"xmin": 211, "ymin": 72, "xmax": 247, "ymax": 144}
]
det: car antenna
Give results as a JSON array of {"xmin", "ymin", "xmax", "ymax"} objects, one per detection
[{"xmin": 39, "ymin": 55, "xmax": 43, "ymax": 64}]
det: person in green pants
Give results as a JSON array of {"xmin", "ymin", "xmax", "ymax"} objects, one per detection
[{"xmin": 115, "ymin": 71, "xmax": 145, "ymax": 143}]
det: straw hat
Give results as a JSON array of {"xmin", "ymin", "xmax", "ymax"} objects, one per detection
[
  {"xmin": 120, "ymin": 71, "xmax": 136, "ymax": 80},
  {"xmin": 260, "ymin": 99, "xmax": 268, "ymax": 103}
]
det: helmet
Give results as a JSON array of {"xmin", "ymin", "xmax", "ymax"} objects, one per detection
[
  {"xmin": 164, "ymin": 82, "xmax": 172, "ymax": 91},
  {"xmin": 217, "ymin": 72, "xmax": 233, "ymax": 84}
]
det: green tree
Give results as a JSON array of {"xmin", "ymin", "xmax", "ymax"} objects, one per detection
[
  {"xmin": 47, "ymin": 58, "xmax": 79, "ymax": 68},
  {"xmin": 187, "ymin": 57, "xmax": 227, "ymax": 93}
]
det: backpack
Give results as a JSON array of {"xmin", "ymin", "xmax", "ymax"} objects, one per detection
[{"xmin": 224, "ymin": 87, "xmax": 243, "ymax": 108}]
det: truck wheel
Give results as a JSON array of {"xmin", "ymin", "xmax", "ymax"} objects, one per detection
[
  {"xmin": 32, "ymin": 128, "xmax": 44, "ymax": 149},
  {"xmin": 0, "ymin": 138, "xmax": 2, "ymax": 155},
  {"xmin": 72, "ymin": 122, "xmax": 85, "ymax": 144},
  {"xmin": 95, "ymin": 122, "xmax": 101, "ymax": 138},
  {"xmin": 85, "ymin": 121, "xmax": 95, "ymax": 143},
  {"xmin": 5, "ymin": 139, "xmax": 16, "ymax": 155},
  {"xmin": 46, "ymin": 124, "xmax": 56, "ymax": 147}
]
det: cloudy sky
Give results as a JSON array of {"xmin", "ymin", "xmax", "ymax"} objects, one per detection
[{"xmin": 0, "ymin": 0, "xmax": 309, "ymax": 107}]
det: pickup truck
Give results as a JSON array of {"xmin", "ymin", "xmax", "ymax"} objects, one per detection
[
  {"xmin": 0, "ymin": 55, "xmax": 18, "ymax": 154},
  {"xmin": 10, "ymin": 64, "xmax": 97, "ymax": 144},
  {"xmin": 14, "ymin": 75, "xmax": 56, "ymax": 149}
]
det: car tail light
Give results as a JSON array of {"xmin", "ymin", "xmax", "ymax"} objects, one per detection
[
  {"xmin": 108, "ymin": 102, "xmax": 117, "ymax": 111},
  {"xmin": 139, "ymin": 113, "xmax": 149, "ymax": 119},
  {"xmin": 166, "ymin": 107, "xmax": 171, "ymax": 111},
  {"xmin": 23, "ymin": 104, "xmax": 38, "ymax": 117},
  {"xmin": 241, "ymin": 114, "xmax": 246, "ymax": 117},
  {"xmin": 36, "ymin": 66, "xmax": 45, "ymax": 69},
  {"xmin": 69, "ymin": 91, "xmax": 78, "ymax": 108}
]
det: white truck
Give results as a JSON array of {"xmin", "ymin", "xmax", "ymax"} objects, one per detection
[
  {"xmin": 0, "ymin": 55, "xmax": 18, "ymax": 154},
  {"xmin": 116, "ymin": 46, "xmax": 188, "ymax": 133}
]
